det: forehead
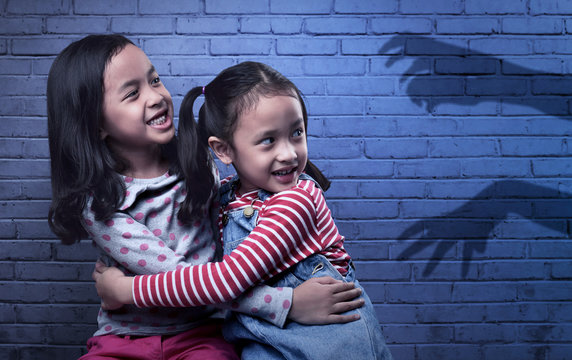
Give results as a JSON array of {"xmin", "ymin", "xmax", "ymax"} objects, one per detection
[
  {"xmin": 236, "ymin": 95, "xmax": 303, "ymax": 131},
  {"xmin": 103, "ymin": 44, "xmax": 152, "ymax": 89}
]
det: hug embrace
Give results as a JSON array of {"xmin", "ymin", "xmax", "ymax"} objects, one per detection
[{"xmin": 47, "ymin": 34, "xmax": 392, "ymax": 359}]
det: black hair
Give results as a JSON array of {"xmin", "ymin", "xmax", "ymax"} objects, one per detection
[
  {"xmin": 47, "ymin": 34, "xmax": 178, "ymax": 244},
  {"xmin": 177, "ymin": 61, "xmax": 330, "ymax": 224}
]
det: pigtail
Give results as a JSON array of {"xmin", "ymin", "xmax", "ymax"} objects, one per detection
[
  {"xmin": 304, "ymin": 160, "xmax": 330, "ymax": 192},
  {"xmin": 177, "ymin": 87, "xmax": 216, "ymax": 224}
]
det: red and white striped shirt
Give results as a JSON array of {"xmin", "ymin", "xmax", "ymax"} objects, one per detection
[{"xmin": 133, "ymin": 178, "xmax": 351, "ymax": 308}]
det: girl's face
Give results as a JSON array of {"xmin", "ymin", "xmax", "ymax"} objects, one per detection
[
  {"xmin": 100, "ymin": 44, "xmax": 175, "ymax": 160},
  {"xmin": 219, "ymin": 94, "xmax": 308, "ymax": 194}
]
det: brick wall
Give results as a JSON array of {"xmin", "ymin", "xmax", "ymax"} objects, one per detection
[{"xmin": 1, "ymin": 0, "xmax": 571, "ymax": 359}]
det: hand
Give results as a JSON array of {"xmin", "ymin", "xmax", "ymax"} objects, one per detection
[
  {"xmin": 288, "ymin": 276, "xmax": 364, "ymax": 325},
  {"xmin": 92, "ymin": 261, "xmax": 134, "ymax": 310}
]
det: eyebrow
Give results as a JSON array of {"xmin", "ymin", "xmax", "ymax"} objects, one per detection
[
  {"xmin": 118, "ymin": 65, "xmax": 157, "ymax": 93},
  {"xmin": 256, "ymin": 118, "xmax": 304, "ymax": 139}
]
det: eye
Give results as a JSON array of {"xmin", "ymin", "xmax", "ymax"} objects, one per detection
[
  {"xmin": 124, "ymin": 89, "xmax": 139, "ymax": 100},
  {"xmin": 260, "ymin": 137, "xmax": 274, "ymax": 145},
  {"xmin": 151, "ymin": 76, "xmax": 161, "ymax": 85},
  {"xmin": 292, "ymin": 128, "xmax": 304, "ymax": 137}
]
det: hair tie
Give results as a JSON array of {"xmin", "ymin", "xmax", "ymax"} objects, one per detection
[{"xmin": 202, "ymin": 86, "xmax": 205, "ymax": 95}]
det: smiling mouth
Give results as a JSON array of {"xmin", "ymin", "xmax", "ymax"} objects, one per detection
[
  {"xmin": 272, "ymin": 167, "xmax": 296, "ymax": 176},
  {"xmin": 147, "ymin": 114, "xmax": 167, "ymax": 126}
]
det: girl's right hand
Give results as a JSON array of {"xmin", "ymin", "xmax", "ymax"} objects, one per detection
[
  {"xmin": 288, "ymin": 276, "xmax": 365, "ymax": 325},
  {"xmin": 92, "ymin": 261, "xmax": 135, "ymax": 310}
]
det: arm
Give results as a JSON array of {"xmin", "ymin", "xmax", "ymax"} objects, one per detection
[
  {"xmin": 135, "ymin": 187, "xmax": 324, "ymax": 308},
  {"xmin": 94, "ymin": 262, "xmax": 364, "ymax": 324}
]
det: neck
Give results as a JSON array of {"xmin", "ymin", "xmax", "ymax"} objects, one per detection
[{"xmin": 117, "ymin": 146, "xmax": 169, "ymax": 179}]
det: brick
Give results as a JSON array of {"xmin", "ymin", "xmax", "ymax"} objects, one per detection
[
  {"xmin": 370, "ymin": 17, "xmax": 432, "ymax": 34},
  {"xmin": 270, "ymin": 18, "xmax": 303, "ymax": 34},
  {"xmin": 12, "ymin": 39, "xmax": 72, "ymax": 56},
  {"xmin": 501, "ymin": 98, "xmax": 569, "ymax": 116},
  {"xmin": 371, "ymin": 57, "xmax": 432, "ymax": 75},
  {"xmin": 396, "ymin": 159, "xmax": 461, "ymax": 178},
  {"xmin": 453, "ymin": 283, "xmax": 518, "ymax": 302},
  {"xmin": 500, "ymin": 138, "xmax": 568, "ymax": 156},
  {"xmin": 456, "ymin": 324, "xmax": 517, "ymax": 343},
  {"xmin": 342, "ymin": 38, "xmax": 393, "ymax": 55},
  {"xmin": 485, "ymin": 303, "xmax": 548, "ymax": 322},
  {"xmin": 503, "ymin": 17, "xmax": 563, "ymax": 34},
  {"xmin": 466, "ymin": 0, "xmax": 527, "ymax": 14},
  {"xmin": 206, "ymin": 0, "xmax": 268, "ymax": 14},
  {"xmin": 0, "ymin": 241, "xmax": 51, "ymax": 261},
  {"xmin": 316, "ymin": 159, "xmax": 393, "ymax": 179},
  {"xmin": 74, "ymin": 0, "xmax": 136, "ymax": 15},
  {"xmin": 327, "ymin": 77, "xmax": 393, "ymax": 96},
  {"xmin": 365, "ymin": 138, "xmax": 427, "ymax": 159},
  {"xmin": 335, "ymin": 0, "xmax": 397, "ymax": 13},
  {"xmin": 6, "ymin": 0, "xmax": 68, "ymax": 14},
  {"xmin": 20, "ymin": 347, "xmax": 85, "ymax": 360},
  {"xmin": 308, "ymin": 138, "xmax": 362, "ymax": 159},
  {"xmin": 303, "ymin": 57, "xmax": 366, "ymax": 75},
  {"xmin": 367, "ymin": 97, "xmax": 428, "ymax": 115},
  {"xmin": 360, "ymin": 180, "xmax": 426, "ymax": 198},
  {"xmin": 466, "ymin": 78, "xmax": 528, "ymax": 96},
  {"xmin": 479, "ymin": 261, "xmax": 546, "ymax": 280},
  {"xmin": 111, "ymin": 18, "xmax": 174, "ymax": 34},
  {"xmin": 417, "ymin": 345, "xmax": 483, "ymax": 360},
  {"xmin": 46, "ymin": 17, "xmax": 108, "ymax": 34},
  {"xmin": 427, "ymin": 180, "xmax": 494, "ymax": 199},
  {"xmin": 534, "ymin": 39, "xmax": 572, "ymax": 54},
  {"xmin": 0, "ymin": 17, "xmax": 43, "ymax": 35},
  {"xmin": 530, "ymin": 241, "xmax": 572, "ymax": 258},
  {"xmin": 461, "ymin": 158, "xmax": 531, "ymax": 177},
  {"xmin": 530, "ymin": 0, "xmax": 572, "ymax": 15},
  {"xmin": 177, "ymin": 17, "xmax": 239, "ymax": 34},
  {"xmin": 386, "ymin": 283, "xmax": 452, "ymax": 303},
  {"xmin": 329, "ymin": 199, "xmax": 398, "ymax": 219},
  {"xmin": 277, "ymin": 38, "xmax": 337, "ymax": 55},
  {"xmin": 211, "ymin": 38, "xmax": 272, "ymax": 55},
  {"xmin": 470, "ymin": 38, "xmax": 530, "ymax": 55},
  {"xmin": 483, "ymin": 345, "xmax": 548, "ymax": 360},
  {"xmin": 355, "ymin": 261, "xmax": 410, "ymax": 281},
  {"xmin": 407, "ymin": 38, "xmax": 468, "ymax": 55},
  {"xmin": 386, "ymin": 324, "xmax": 455, "ymax": 344},
  {"xmin": 435, "ymin": 58, "xmax": 497, "ymax": 75},
  {"xmin": 306, "ymin": 96, "xmax": 364, "ymax": 115},
  {"xmin": 15, "ymin": 262, "xmax": 92, "ymax": 281},
  {"xmin": 0, "ymin": 201, "xmax": 50, "ymax": 219},
  {"xmin": 143, "ymin": 38, "xmax": 207, "ymax": 55},
  {"xmin": 400, "ymin": 0, "xmax": 463, "ymax": 14},
  {"xmin": 532, "ymin": 78, "xmax": 572, "ymax": 95},
  {"xmin": 270, "ymin": 0, "xmax": 331, "ymax": 14},
  {"xmin": 519, "ymin": 324, "xmax": 572, "ymax": 342},
  {"xmin": 322, "ymin": 117, "xmax": 395, "ymax": 137},
  {"xmin": 552, "ymin": 261, "xmax": 572, "ymax": 278},
  {"xmin": 496, "ymin": 220, "xmax": 566, "ymax": 239},
  {"xmin": 429, "ymin": 138, "xmax": 499, "ymax": 157},
  {"xmin": 305, "ymin": 17, "xmax": 366, "ymax": 34},
  {"xmin": 15, "ymin": 304, "xmax": 99, "ymax": 323},
  {"xmin": 140, "ymin": 0, "xmax": 200, "ymax": 14},
  {"xmin": 533, "ymin": 158, "xmax": 572, "ymax": 176},
  {"xmin": 0, "ymin": 160, "xmax": 50, "ymax": 179},
  {"xmin": 0, "ymin": 59, "xmax": 31, "ymax": 75},
  {"xmin": 436, "ymin": 18, "xmax": 499, "ymax": 34},
  {"xmin": 400, "ymin": 78, "xmax": 464, "ymax": 96},
  {"xmin": 238, "ymin": 17, "xmax": 271, "ymax": 33},
  {"xmin": 502, "ymin": 58, "xmax": 564, "ymax": 75},
  {"xmin": 0, "ymin": 139, "xmax": 49, "ymax": 158}
]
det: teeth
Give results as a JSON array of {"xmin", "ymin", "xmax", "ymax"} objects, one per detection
[
  {"xmin": 148, "ymin": 115, "xmax": 166, "ymax": 126},
  {"xmin": 274, "ymin": 168, "xmax": 294, "ymax": 176}
]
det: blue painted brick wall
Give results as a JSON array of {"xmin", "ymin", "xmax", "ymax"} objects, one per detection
[{"xmin": 1, "ymin": 0, "xmax": 571, "ymax": 359}]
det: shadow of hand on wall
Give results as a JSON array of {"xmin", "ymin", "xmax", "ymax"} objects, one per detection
[
  {"xmin": 379, "ymin": 36, "xmax": 571, "ymax": 278},
  {"xmin": 379, "ymin": 35, "xmax": 572, "ymax": 117},
  {"xmin": 396, "ymin": 180, "xmax": 571, "ymax": 278}
]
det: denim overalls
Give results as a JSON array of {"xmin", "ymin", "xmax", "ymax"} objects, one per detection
[{"xmin": 219, "ymin": 175, "xmax": 393, "ymax": 360}]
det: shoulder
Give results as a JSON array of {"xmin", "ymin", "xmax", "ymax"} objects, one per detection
[{"xmin": 264, "ymin": 179, "xmax": 321, "ymax": 212}]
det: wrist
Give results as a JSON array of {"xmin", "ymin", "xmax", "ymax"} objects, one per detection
[{"xmin": 118, "ymin": 276, "xmax": 135, "ymax": 305}]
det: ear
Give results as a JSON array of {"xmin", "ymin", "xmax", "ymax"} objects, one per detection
[
  {"xmin": 208, "ymin": 136, "xmax": 233, "ymax": 165},
  {"xmin": 99, "ymin": 128, "xmax": 108, "ymax": 140}
]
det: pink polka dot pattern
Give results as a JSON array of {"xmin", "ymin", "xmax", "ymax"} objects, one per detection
[
  {"xmin": 192, "ymin": 253, "xmax": 200, "ymax": 260},
  {"xmin": 251, "ymin": 307, "xmax": 259, "ymax": 313},
  {"xmin": 149, "ymin": 211, "xmax": 157, "ymax": 218},
  {"xmin": 120, "ymin": 247, "xmax": 129, "ymax": 254},
  {"xmin": 138, "ymin": 259, "xmax": 147, "ymax": 267},
  {"xmin": 269, "ymin": 313, "xmax": 276, "ymax": 320},
  {"xmin": 105, "ymin": 219, "xmax": 114, "ymax": 227},
  {"xmin": 169, "ymin": 233, "xmax": 176, "ymax": 240},
  {"xmin": 140, "ymin": 244, "xmax": 149, "ymax": 251},
  {"xmin": 158, "ymin": 241, "xmax": 165, "ymax": 247},
  {"xmin": 135, "ymin": 212, "xmax": 144, "ymax": 220},
  {"xmin": 126, "ymin": 218, "xmax": 134, "ymax": 224},
  {"xmin": 102, "ymin": 234, "xmax": 111, "ymax": 241},
  {"xmin": 124, "ymin": 177, "xmax": 133, "ymax": 183},
  {"xmin": 157, "ymin": 254, "xmax": 167, "ymax": 262},
  {"xmin": 85, "ymin": 219, "xmax": 93, "ymax": 226},
  {"xmin": 164, "ymin": 197, "xmax": 171, "ymax": 205},
  {"xmin": 153, "ymin": 229, "xmax": 162, "ymax": 236},
  {"xmin": 264, "ymin": 295, "xmax": 272, "ymax": 303},
  {"xmin": 122, "ymin": 232, "xmax": 132, "ymax": 239},
  {"xmin": 283, "ymin": 300, "xmax": 291, "ymax": 309}
]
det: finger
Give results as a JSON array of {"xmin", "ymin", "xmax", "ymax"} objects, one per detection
[
  {"xmin": 94, "ymin": 261, "xmax": 108, "ymax": 273},
  {"xmin": 331, "ymin": 298, "xmax": 365, "ymax": 314},
  {"xmin": 92, "ymin": 270, "xmax": 100, "ymax": 281},
  {"xmin": 329, "ymin": 281, "xmax": 356, "ymax": 294},
  {"xmin": 312, "ymin": 276, "xmax": 342, "ymax": 285},
  {"xmin": 326, "ymin": 312, "xmax": 361, "ymax": 324},
  {"xmin": 334, "ymin": 287, "xmax": 362, "ymax": 302}
]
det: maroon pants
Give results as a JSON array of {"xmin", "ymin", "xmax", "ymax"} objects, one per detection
[{"xmin": 79, "ymin": 323, "xmax": 239, "ymax": 360}]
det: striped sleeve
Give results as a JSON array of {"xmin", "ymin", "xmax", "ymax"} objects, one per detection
[{"xmin": 133, "ymin": 187, "xmax": 324, "ymax": 308}]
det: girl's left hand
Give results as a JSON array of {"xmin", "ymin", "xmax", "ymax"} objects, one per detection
[{"xmin": 92, "ymin": 261, "xmax": 134, "ymax": 310}]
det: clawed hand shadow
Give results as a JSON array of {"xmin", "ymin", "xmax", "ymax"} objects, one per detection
[{"xmin": 378, "ymin": 36, "xmax": 572, "ymax": 278}]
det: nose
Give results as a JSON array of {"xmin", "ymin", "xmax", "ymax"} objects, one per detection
[
  {"xmin": 276, "ymin": 140, "xmax": 297, "ymax": 163},
  {"xmin": 146, "ymin": 85, "xmax": 164, "ymax": 108}
]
